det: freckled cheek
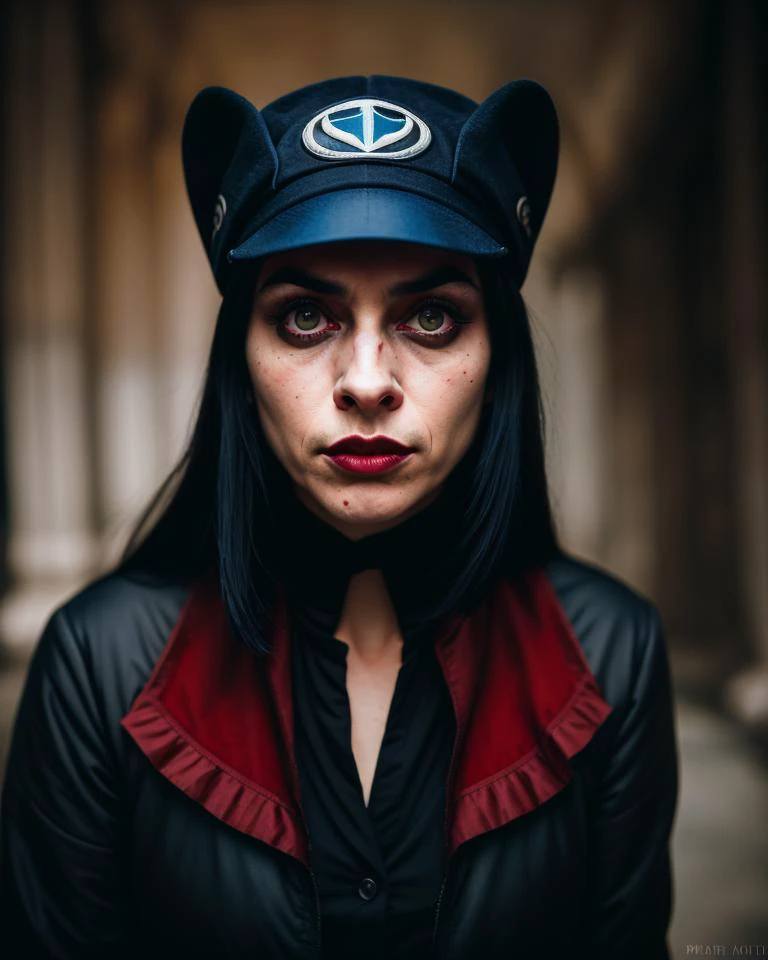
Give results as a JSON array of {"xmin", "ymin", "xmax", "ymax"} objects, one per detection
[
  {"xmin": 246, "ymin": 344, "xmax": 286, "ymax": 413},
  {"xmin": 436, "ymin": 359, "xmax": 489, "ymax": 404},
  {"xmin": 247, "ymin": 338, "xmax": 292, "ymax": 399},
  {"xmin": 255, "ymin": 373, "xmax": 307, "ymax": 430},
  {"xmin": 427, "ymin": 363, "xmax": 489, "ymax": 445},
  {"xmin": 250, "ymin": 363, "xmax": 286, "ymax": 409},
  {"xmin": 250, "ymin": 365, "xmax": 324, "ymax": 464},
  {"xmin": 417, "ymin": 374, "xmax": 482, "ymax": 436}
]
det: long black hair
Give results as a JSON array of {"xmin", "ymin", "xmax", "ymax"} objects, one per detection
[{"xmin": 118, "ymin": 256, "xmax": 561, "ymax": 655}]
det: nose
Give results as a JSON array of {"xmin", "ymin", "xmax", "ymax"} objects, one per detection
[{"xmin": 333, "ymin": 330, "xmax": 404, "ymax": 414}]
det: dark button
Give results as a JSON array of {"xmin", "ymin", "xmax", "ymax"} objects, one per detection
[{"xmin": 358, "ymin": 877, "xmax": 378, "ymax": 901}]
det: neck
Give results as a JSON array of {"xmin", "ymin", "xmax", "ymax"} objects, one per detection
[
  {"xmin": 334, "ymin": 567, "xmax": 403, "ymax": 661},
  {"xmin": 263, "ymin": 469, "xmax": 474, "ymax": 645}
]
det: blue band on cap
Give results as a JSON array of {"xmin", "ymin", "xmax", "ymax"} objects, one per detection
[{"xmin": 228, "ymin": 188, "xmax": 507, "ymax": 262}]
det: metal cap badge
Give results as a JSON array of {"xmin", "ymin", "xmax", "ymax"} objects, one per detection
[{"xmin": 302, "ymin": 98, "xmax": 431, "ymax": 160}]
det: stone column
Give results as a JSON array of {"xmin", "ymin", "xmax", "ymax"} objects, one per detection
[
  {"xmin": 90, "ymin": 2, "xmax": 219, "ymax": 569},
  {"xmin": 0, "ymin": 0, "xmax": 96, "ymax": 653},
  {"xmin": 722, "ymin": 0, "xmax": 768, "ymax": 727},
  {"xmin": 91, "ymin": 67, "xmax": 162, "ymax": 567}
]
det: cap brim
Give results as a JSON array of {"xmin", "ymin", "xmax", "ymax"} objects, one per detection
[{"xmin": 227, "ymin": 188, "xmax": 507, "ymax": 262}]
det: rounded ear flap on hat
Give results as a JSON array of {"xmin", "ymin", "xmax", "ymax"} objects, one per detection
[
  {"xmin": 182, "ymin": 86, "xmax": 279, "ymax": 293},
  {"xmin": 452, "ymin": 79, "xmax": 559, "ymax": 286}
]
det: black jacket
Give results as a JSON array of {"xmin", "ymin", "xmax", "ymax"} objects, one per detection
[{"xmin": 0, "ymin": 554, "xmax": 679, "ymax": 959}]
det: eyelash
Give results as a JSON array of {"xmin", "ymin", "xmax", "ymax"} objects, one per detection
[{"xmin": 266, "ymin": 296, "xmax": 474, "ymax": 345}]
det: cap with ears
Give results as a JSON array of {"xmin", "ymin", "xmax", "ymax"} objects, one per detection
[{"xmin": 182, "ymin": 74, "xmax": 559, "ymax": 293}]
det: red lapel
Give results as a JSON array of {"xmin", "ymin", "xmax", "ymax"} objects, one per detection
[{"xmin": 121, "ymin": 568, "xmax": 612, "ymax": 868}]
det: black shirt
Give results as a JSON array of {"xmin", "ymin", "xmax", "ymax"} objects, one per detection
[
  {"xmin": 290, "ymin": 596, "xmax": 455, "ymax": 958},
  {"xmin": 269, "ymin": 487, "xmax": 466, "ymax": 958}
]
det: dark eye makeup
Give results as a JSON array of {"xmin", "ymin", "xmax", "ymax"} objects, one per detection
[{"xmin": 264, "ymin": 295, "xmax": 476, "ymax": 347}]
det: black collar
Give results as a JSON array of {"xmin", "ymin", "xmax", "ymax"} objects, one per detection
[{"xmin": 266, "ymin": 480, "xmax": 467, "ymax": 645}]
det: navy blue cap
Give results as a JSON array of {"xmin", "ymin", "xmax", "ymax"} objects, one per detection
[{"xmin": 182, "ymin": 75, "xmax": 559, "ymax": 293}]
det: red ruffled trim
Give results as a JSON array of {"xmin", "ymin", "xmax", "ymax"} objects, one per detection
[
  {"xmin": 120, "ymin": 575, "xmax": 309, "ymax": 867},
  {"xmin": 440, "ymin": 568, "xmax": 614, "ymax": 854},
  {"xmin": 122, "ymin": 692, "xmax": 308, "ymax": 864},
  {"xmin": 450, "ymin": 672, "xmax": 613, "ymax": 852}
]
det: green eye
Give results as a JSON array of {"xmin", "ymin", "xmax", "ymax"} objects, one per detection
[
  {"xmin": 416, "ymin": 306, "xmax": 446, "ymax": 332},
  {"xmin": 295, "ymin": 305, "xmax": 322, "ymax": 330}
]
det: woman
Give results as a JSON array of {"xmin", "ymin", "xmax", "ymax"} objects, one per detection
[{"xmin": 0, "ymin": 75, "xmax": 679, "ymax": 959}]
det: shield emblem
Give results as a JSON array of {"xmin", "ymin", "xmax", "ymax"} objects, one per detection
[{"xmin": 302, "ymin": 98, "xmax": 431, "ymax": 161}]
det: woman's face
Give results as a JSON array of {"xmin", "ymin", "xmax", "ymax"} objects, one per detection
[{"xmin": 246, "ymin": 240, "xmax": 491, "ymax": 538}]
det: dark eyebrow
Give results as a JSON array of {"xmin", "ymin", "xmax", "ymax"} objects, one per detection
[
  {"xmin": 256, "ymin": 264, "xmax": 479, "ymax": 297},
  {"xmin": 257, "ymin": 267, "xmax": 346, "ymax": 295},
  {"xmin": 388, "ymin": 266, "xmax": 479, "ymax": 295}
]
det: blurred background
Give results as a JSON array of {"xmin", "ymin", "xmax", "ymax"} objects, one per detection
[{"xmin": 0, "ymin": 0, "xmax": 766, "ymax": 953}]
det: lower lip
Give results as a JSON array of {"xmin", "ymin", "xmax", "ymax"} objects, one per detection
[{"xmin": 324, "ymin": 452, "xmax": 413, "ymax": 474}]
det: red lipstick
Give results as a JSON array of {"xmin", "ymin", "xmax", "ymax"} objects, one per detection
[{"xmin": 322, "ymin": 435, "xmax": 415, "ymax": 475}]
